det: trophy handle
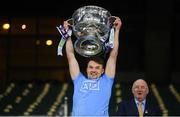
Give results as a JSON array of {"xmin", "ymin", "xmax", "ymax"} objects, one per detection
[
  {"xmin": 109, "ymin": 16, "xmax": 116, "ymax": 28},
  {"xmin": 66, "ymin": 18, "xmax": 74, "ymax": 27}
]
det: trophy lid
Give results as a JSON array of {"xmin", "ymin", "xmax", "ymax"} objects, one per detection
[{"xmin": 71, "ymin": 5, "xmax": 112, "ymax": 34}]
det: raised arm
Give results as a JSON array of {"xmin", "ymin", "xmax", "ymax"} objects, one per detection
[
  {"xmin": 64, "ymin": 21, "xmax": 80, "ymax": 80},
  {"xmin": 105, "ymin": 17, "xmax": 122, "ymax": 78}
]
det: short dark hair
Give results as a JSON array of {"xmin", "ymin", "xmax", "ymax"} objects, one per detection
[{"xmin": 87, "ymin": 56, "xmax": 105, "ymax": 68}]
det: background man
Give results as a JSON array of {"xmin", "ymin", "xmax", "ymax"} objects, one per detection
[{"xmin": 116, "ymin": 79, "xmax": 162, "ymax": 116}]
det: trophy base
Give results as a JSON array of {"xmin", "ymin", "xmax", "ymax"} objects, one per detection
[{"xmin": 74, "ymin": 36, "xmax": 104, "ymax": 57}]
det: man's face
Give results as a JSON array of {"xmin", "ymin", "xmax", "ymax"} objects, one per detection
[
  {"xmin": 132, "ymin": 80, "xmax": 149, "ymax": 102},
  {"xmin": 86, "ymin": 60, "xmax": 104, "ymax": 79}
]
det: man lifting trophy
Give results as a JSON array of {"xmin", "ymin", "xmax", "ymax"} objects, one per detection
[
  {"xmin": 57, "ymin": 5, "xmax": 118, "ymax": 57},
  {"xmin": 56, "ymin": 5, "xmax": 122, "ymax": 116}
]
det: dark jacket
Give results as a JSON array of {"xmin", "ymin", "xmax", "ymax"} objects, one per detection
[{"xmin": 115, "ymin": 99, "xmax": 162, "ymax": 116}]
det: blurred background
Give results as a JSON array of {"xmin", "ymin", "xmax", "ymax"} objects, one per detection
[{"xmin": 0, "ymin": 0, "xmax": 180, "ymax": 116}]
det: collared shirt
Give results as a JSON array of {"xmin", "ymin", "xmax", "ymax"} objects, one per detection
[
  {"xmin": 72, "ymin": 72, "xmax": 114, "ymax": 116},
  {"xmin": 135, "ymin": 98, "xmax": 146, "ymax": 113}
]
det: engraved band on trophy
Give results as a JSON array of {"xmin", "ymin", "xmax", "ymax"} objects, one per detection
[{"xmin": 57, "ymin": 5, "xmax": 116, "ymax": 57}]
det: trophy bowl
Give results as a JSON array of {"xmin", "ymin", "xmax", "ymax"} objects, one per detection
[{"xmin": 70, "ymin": 5, "xmax": 114, "ymax": 57}]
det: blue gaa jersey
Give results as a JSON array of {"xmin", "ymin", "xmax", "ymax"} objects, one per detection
[{"xmin": 72, "ymin": 72, "xmax": 114, "ymax": 116}]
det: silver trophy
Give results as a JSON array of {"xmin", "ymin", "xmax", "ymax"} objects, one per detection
[{"xmin": 57, "ymin": 5, "xmax": 116, "ymax": 57}]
